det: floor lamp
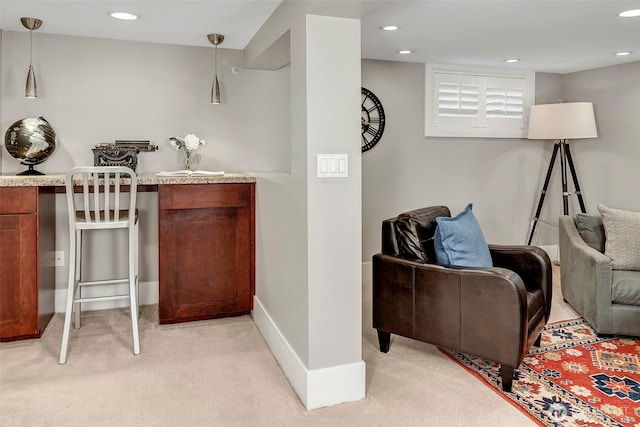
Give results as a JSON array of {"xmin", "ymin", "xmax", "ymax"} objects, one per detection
[{"xmin": 527, "ymin": 102, "xmax": 598, "ymax": 245}]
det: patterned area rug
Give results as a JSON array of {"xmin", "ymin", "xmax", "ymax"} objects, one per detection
[{"xmin": 440, "ymin": 318, "xmax": 640, "ymax": 426}]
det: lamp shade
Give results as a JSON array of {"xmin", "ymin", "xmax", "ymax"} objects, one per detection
[{"xmin": 528, "ymin": 102, "xmax": 598, "ymax": 140}]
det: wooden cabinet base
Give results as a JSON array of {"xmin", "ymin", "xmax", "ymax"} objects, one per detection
[
  {"xmin": 158, "ymin": 183, "xmax": 255, "ymax": 324},
  {"xmin": 0, "ymin": 187, "xmax": 55, "ymax": 341}
]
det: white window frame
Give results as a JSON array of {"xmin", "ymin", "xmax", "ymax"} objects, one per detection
[{"xmin": 425, "ymin": 64, "xmax": 535, "ymax": 138}]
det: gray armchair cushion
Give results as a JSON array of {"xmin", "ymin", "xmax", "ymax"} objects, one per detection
[
  {"xmin": 598, "ymin": 204, "xmax": 640, "ymax": 270},
  {"xmin": 575, "ymin": 213, "xmax": 605, "ymax": 253},
  {"xmin": 612, "ymin": 270, "xmax": 640, "ymax": 305}
]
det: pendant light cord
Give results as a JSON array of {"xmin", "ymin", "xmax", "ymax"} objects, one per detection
[
  {"xmin": 29, "ymin": 28, "xmax": 33, "ymax": 67},
  {"xmin": 214, "ymin": 44, "xmax": 218, "ymax": 78}
]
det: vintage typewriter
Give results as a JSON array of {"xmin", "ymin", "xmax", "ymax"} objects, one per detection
[{"xmin": 92, "ymin": 140, "xmax": 158, "ymax": 173}]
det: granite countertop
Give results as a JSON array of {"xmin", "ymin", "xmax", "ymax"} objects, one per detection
[{"xmin": 0, "ymin": 172, "xmax": 256, "ymax": 187}]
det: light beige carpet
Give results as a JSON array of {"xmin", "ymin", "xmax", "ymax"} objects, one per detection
[{"xmin": 1, "ymin": 266, "xmax": 573, "ymax": 426}]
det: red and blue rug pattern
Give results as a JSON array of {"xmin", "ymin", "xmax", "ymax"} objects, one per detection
[{"xmin": 441, "ymin": 318, "xmax": 640, "ymax": 426}]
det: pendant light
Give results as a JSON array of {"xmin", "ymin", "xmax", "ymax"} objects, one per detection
[
  {"xmin": 21, "ymin": 17, "xmax": 42, "ymax": 99},
  {"xmin": 207, "ymin": 34, "xmax": 224, "ymax": 104}
]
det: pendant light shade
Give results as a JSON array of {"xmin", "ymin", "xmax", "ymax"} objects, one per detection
[
  {"xmin": 26, "ymin": 66, "xmax": 37, "ymax": 98},
  {"xmin": 211, "ymin": 75, "xmax": 221, "ymax": 104},
  {"xmin": 21, "ymin": 17, "xmax": 42, "ymax": 99},
  {"xmin": 207, "ymin": 34, "xmax": 224, "ymax": 104}
]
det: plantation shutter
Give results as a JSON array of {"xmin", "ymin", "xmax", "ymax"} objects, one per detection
[
  {"xmin": 485, "ymin": 76, "xmax": 527, "ymax": 129},
  {"xmin": 425, "ymin": 64, "xmax": 534, "ymax": 138},
  {"xmin": 433, "ymin": 72, "xmax": 480, "ymax": 128}
]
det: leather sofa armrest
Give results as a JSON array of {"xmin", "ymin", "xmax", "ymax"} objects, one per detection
[
  {"xmin": 373, "ymin": 253, "xmax": 529, "ymax": 309},
  {"xmin": 558, "ymin": 215, "xmax": 613, "ymax": 333},
  {"xmin": 489, "ymin": 244, "xmax": 553, "ymax": 321},
  {"xmin": 457, "ymin": 266, "xmax": 529, "ymax": 366},
  {"xmin": 373, "ymin": 253, "xmax": 529, "ymax": 366}
]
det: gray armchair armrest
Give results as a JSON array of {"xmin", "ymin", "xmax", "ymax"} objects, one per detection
[{"xmin": 558, "ymin": 215, "xmax": 613, "ymax": 333}]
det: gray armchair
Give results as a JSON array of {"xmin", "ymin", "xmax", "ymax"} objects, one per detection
[{"xmin": 558, "ymin": 215, "xmax": 640, "ymax": 336}]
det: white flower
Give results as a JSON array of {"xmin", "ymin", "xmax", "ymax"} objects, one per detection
[
  {"xmin": 184, "ymin": 134, "xmax": 202, "ymax": 151},
  {"xmin": 168, "ymin": 134, "xmax": 206, "ymax": 152}
]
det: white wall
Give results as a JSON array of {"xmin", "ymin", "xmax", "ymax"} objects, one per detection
[
  {"xmin": 250, "ymin": 10, "xmax": 365, "ymax": 410},
  {"xmin": 1, "ymin": 32, "xmax": 290, "ymax": 175},
  {"xmin": 361, "ymin": 60, "xmax": 640, "ymax": 262},
  {"xmin": 0, "ymin": 31, "xmax": 3, "ymax": 134},
  {"xmin": 1, "ymin": 32, "xmax": 290, "ymax": 308},
  {"xmin": 305, "ymin": 15, "xmax": 362, "ymax": 370},
  {"xmin": 562, "ymin": 61, "xmax": 640, "ymax": 213},
  {"xmin": 361, "ymin": 60, "xmax": 564, "ymax": 261}
]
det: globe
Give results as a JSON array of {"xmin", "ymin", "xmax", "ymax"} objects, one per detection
[{"xmin": 4, "ymin": 117, "xmax": 57, "ymax": 175}]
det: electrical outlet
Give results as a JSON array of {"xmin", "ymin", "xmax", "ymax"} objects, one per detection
[{"xmin": 54, "ymin": 251, "xmax": 64, "ymax": 267}]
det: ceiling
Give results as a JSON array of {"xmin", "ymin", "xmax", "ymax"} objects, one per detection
[
  {"xmin": 362, "ymin": 0, "xmax": 640, "ymax": 74},
  {"xmin": 1, "ymin": 0, "xmax": 639, "ymax": 74}
]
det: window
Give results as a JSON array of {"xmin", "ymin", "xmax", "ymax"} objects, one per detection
[{"xmin": 425, "ymin": 64, "xmax": 535, "ymax": 138}]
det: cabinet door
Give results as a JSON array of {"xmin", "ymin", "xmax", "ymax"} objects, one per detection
[
  {"xmin": 0, "ymin": 214, "xmax": 38, "ymax": 338},
  {"xmin": 159, "ymin": 184, "xmax": 254, "ymax": 323}
]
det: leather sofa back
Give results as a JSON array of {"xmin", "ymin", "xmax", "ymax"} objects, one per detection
[{"xmin": 382, "ymin": 206, "xmax": 450, "ymax": 262}]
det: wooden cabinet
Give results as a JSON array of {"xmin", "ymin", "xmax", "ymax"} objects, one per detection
[
  {"xmin": 0, "ymin": 187, "xmax": 55, "ymax": 340},
  {"xmin": 158, "ymin": 183, "xmax": 255, "ymax": 323}
]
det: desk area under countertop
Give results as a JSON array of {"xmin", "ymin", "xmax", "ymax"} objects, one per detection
[{"xmin": 0, "ymin": 172, "xmax": 256, "ymax": 341}]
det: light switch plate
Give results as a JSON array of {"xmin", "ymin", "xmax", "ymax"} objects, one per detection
[{"xmin": 317, "ymin": 154, "xmax": 348, "ymax": 178}]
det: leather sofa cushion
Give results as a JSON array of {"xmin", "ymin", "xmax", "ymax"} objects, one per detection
[
  {"xmin": 527, "ymin": 289, "xmax": 545, "ymax": 322},
  {"xmin": 612, "ymin": 270, "xmax": 640, "ymax": 306},
  {"xmin": 396, "ymin": 206, "xmax": 450, "ymax": 261}
]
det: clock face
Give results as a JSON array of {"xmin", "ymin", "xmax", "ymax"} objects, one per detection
[{"xmin": 361, "ymin": 87, "xmax": 386, "ymax": 152}]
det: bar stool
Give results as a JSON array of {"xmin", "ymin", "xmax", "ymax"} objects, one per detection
[{"xmin": 59, "ymin": 166, "xmax": 140, "ymax": 364}]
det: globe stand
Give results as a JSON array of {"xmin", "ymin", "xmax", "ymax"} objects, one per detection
[{"xmin": 17, "ymin": 164, "xmax": 45, "ymax": 176}]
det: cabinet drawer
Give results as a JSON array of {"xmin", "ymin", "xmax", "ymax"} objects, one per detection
[
  {"xmin": 159, "ymin": 184, "xmax": 251, "ymax": 210},
  {"xmin": 0, "ymin": 187, "xmax": 37, "ymax": 214}
]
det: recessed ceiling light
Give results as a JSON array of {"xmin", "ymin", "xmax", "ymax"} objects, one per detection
[
  {"xmin": 110, "ymin": 12, "xmax": 138, "ymax": 20},
  {"xmin": 615, "ymin": 51, "xmax": 632, "ymax": 56},
  {"xmin": 618, "ymin": 9, "xmax": 640, "ymax": 17},
  {"xmin": 505, "ymin": 58, "xmax": 520, "ymax": 63},
  {"xmin": 398, "ymin": 50, "xmax": 412, "ymax": 54},
  {"xmin": 381, "ymin": 25, "xmax": 399, "ymax": 31}
]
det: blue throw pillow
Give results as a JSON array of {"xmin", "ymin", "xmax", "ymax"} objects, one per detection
[{"xmin": 434, "ymin": 203, "xmax": 493, "ymax": 268}]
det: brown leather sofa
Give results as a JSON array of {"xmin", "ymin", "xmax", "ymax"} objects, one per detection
[{"xmin": 372, "ymin": 206, "xmax": 552, "ymax": 392}]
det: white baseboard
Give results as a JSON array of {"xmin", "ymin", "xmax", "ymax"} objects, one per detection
[
  {"xmin": 362, "ymin": 261, "xmax": 372, "ymax": 283},
  {"xmin": 54, "ymin": 280, "xmax": 159, "ymax": 313},
  {"xmin": 252, "ymin": 296, "xmax": 366, "ymax": 410}
]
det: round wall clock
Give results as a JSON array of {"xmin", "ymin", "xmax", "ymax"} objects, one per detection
[{"xmin": 361, "ymin": 87, "xmax": 386, "ymax": 152}]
